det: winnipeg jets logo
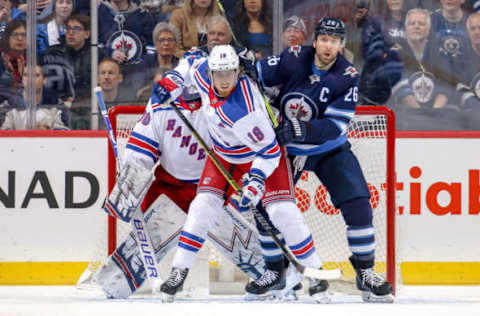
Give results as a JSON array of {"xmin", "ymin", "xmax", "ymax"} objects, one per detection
[
  {"xmin": 288, "ymin": 45, "xmax": 302, "ymax": 57},
  {"xmin": 281, "ymin": 93, "xmax": 315, "ymax": 122},
  {"xmin": 411, "ymin": 71, "xmax": 435, "ymax": 103},
  {"xmin": 343, "ymin": 66, "xmax": 358, "ymax": 78},
  {"xmin": 440, "ymin": 35, "xmax": 461, "ymax": 57},
  {"xmin": 107, "ymin": 30, "xmax": 143, "ymax": 64},
  {"xmin": 288, "ymin": 98, "xmax": 308, "ymax": 118},
  {"xmin": 309, "ymin": 74, "xmax": 321, "ymax": 85}
]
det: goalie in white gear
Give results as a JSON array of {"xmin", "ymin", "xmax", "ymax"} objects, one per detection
[
  {"xmin": 154, "ymin": 45, "xmax": 326, "ymax": 302},
  {"xmin": 94, "ymin": 84, "xmax": 270, "ymax": 299}
]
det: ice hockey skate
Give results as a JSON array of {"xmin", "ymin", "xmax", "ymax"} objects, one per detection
[
  {"xmin": 279, "ymin": 264, "xmax": 303, "ymax": 301},
  {"xmin": 160, "ymin": 267, "xmax": 189, "ymax": 303},
  {"xmin": 349, "ymin": 256, "xmax": 394, "ymax": 303},
  {"xmin": 308, "ymin": 277, "xmax": 331, "ymax": 303},
  {"xmin": 244, "ymin": 269, "xmax": 286, "ymax": 301}
]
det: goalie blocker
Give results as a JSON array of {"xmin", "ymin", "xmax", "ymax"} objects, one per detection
[{"xmin": 103, "ymin": 160, "xmax": 154, "ymax": 223}]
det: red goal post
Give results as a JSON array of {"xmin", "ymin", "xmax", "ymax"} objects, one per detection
[{"xmin": 106, "ymin": 105, "xmax": 397, "ymax": 293}]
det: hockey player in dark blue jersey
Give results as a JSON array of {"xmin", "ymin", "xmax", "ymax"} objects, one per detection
[{"xmin": 255, "ymin": 17, "xmax": 394, "ymax": 303}]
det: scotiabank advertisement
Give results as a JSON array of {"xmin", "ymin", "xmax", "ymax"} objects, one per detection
[
  {"xmin": 396, "ymin": 134, "xmax": 480, "ymax": 263},
  {"xmin": 0, "ymin": 131, "xmax": 479, "ymax": 285}
]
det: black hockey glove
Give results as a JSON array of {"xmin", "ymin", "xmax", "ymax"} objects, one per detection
[
  {"xmin": 274, "ymin": 117, "xmax": 307, "ymax": 146},
  {"xmin": 237, "ymin": 47, "xmax": 259, "ymax": 82}
]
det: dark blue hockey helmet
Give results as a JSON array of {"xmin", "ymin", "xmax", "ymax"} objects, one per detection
[{"xmin": 314, "ymin": 17, "xmax": 345, "ymax": 40}]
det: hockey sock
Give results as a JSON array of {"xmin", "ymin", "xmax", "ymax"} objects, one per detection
[
  {"xmin": 258, "ymin": 232, "xmax": 286, "ymax": 273},
  {"xmin": 347, "ymin": 225, "xmax": 375, "ymax": 267},
  {"xmin": 266, "ymin": 201, "xmax": 322, "ymax": 269},
  {"xmin": 172, "ymin": 231, "xmax": 206, "ymax": 269}
]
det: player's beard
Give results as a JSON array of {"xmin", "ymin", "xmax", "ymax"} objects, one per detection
[{"xmin": 315, "ymin": 51, "xmax": 337, "ymax": 70}]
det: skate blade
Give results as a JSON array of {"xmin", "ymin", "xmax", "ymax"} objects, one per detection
[
  {"xmin": 244, "ymin": 289, "xmax": 282, "ymax": 301},
  {"xmin": 361, "ymin": 291, "xmax": 394, "ymax": 303},
  {"xmin": 279, "ymin": 273, "xmax": 303, "ymax": 301},
  {"xmin": 161, "ymin": 292, "xmax": 175, "ymax": 303},
  {"xmin": 280, "ymin": 289, "xmax": 299, "ymax": 301},
  {"xmin": 311, "ymin": 291, "xmax": 331, "ymax": 304}
]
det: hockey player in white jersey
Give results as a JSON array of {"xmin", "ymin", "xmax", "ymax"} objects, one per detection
[
  {"xmin": 94, "ymin": 88, "xmax": 270, "ymax": 299},
  {"xmin": 154, "ymin": 45, "xmax": 328, "ymax": 302}
]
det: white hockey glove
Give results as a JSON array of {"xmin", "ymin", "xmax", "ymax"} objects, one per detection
[
  {"xmin": 226, "ymin": 193, "xmax": 252, "ymax": 218},
  {"xmin": 240, "ymin": 169, "xmax": 266, "ymax": 208},
  {"xmin": 104, "ymin": 161, "xmax": 154, "ymax": 223}
]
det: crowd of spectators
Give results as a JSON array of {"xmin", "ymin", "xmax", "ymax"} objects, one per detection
[{"xmin": 0, "ymin": 0, "xmax": 479, "ymax": 130}]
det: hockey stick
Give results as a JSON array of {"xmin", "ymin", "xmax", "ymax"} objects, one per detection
[
  {"xmin": 95, "ymin": 87, "xmax": 163, "ymax": 294},
  {"xmin": 216, "ymin": 0, "xmax": 278, "ymax": 127},
  {"xmin": 169, "ymin": 101, "xmax": 341, "ymax": 280}
]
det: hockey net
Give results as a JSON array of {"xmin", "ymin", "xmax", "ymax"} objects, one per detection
[{"xmin": 80, "ymin": 105, "xmax": 397, "ymax": 294}]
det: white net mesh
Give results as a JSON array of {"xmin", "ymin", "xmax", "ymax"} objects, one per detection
[{"xmin": 80, "ymin": 106, "xmax": 396, "ymax": 293}]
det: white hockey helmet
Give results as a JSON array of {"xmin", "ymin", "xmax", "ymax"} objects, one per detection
[{"xmin": 208, "ymin": 45, "xmax": 239, "ymax": 72}]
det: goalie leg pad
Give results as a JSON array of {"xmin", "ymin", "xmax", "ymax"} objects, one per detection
[
  {"xmin": 104, "ymin": 161, "xmax": 155, "ymax": 222},
  {"xmin": 206, "ymin": 204, "xmax": 267, "ymax": 281},
  {"xmin": 95, "ymin": 195, "xmax": 187, "ymax": 299},
  {"xmin": 266, "ymin": 201, "xmax": 322, "ymax": 268}
]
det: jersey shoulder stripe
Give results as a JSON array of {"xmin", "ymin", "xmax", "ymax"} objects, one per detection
[
  {"xmin": 193, "ymin": 61, "xmax": 210, "ymax": 94},
  {"xmin": 125, "ymin": 144, "xmax": 159, "ymax": 163},
  {"xmin": 130, "ymin": 131, "xmax": 159, "ymax": 148},
  {"xmin": 126, "ymin": 131, "xmax": 160, "ymax": 162},
  {"xmin": 215, "ymin": 106, "xmax": 235, "ymax": 127},
  {"xmin": 210, "ymin": 136, "xmax": 255, "ymax": 159},
  {"xmin": 239, "ymin": 77, "xmax": 255, "ymax": 113}
]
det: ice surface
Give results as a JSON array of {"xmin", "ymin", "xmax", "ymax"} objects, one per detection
[{"xmin": 0, "ymin": 285, "xmax": 479, "ymax": 316}]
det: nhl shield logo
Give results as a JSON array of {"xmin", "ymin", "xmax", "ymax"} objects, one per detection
[{"xmin": 107, "ymin": 30, "xmax": 143, "ymax": 64}]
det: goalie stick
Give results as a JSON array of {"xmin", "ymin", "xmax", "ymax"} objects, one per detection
[
  {"xmin": 95, "ymin": 87, "xmax": 163, "ymax": 294},
  {"xmin": 169, "ymin": 101, "xmax": 341, "ymax": 281}
]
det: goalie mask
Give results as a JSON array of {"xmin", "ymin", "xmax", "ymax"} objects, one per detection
[{"xmin": 208, "ymin": 45, "xmax": 240, "ymax": 97}]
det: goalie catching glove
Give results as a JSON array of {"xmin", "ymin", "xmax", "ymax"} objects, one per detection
[
  {"xmin": 104, "ymin": 161, "xmax": 154, "ymax": 222},
  {"xmin": 274, "ymin": 117, "xmax": 307, "ymax": 146},
  {"xmin": 240, "ymin": 169, "xmax": 266, "ymax": 208}
]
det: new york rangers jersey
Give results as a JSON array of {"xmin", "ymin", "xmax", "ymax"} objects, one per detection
[
  {"xmin": 257, "ymin": 45, "xmax": 360, "ymax": 156},
  {"xmin": 124, "ymin": 101, "xmax": 209, "ymax": 182},
  {"xmin": 168, "ymin": 55, "xmax": 281, "ymax": 179}
]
